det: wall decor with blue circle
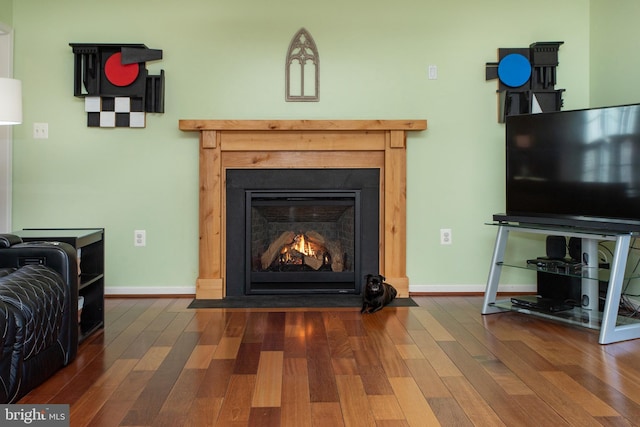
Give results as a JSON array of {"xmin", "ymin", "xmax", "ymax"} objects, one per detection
[{"xmin": 485, "ymin": 41, "xmax": 564, "ymax": 123}]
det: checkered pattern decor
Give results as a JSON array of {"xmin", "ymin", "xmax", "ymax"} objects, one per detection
[{"xmin": 85, "ymin": 96, "xmax": 146, "ymax": 128}]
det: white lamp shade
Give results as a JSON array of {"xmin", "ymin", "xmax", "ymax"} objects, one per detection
[{"xmin": 0, "ymin": 77, "xmax": 22, "ymax": 125}]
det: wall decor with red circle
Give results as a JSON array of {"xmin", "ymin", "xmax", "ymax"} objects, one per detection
[
  {"xmin": 69, "ymin": 43, "xmax": 164, "ymax": 128},
  {"xmin": 485, "ymin": 41, "xmax": 564, "ymax": 123}
]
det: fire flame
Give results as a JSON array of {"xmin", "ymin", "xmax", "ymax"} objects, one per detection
[
  {"xmin": 277, "ymin": 233, "xmax": 324, "ymax": 265},
  {"xmin": 293, "ymin": 234, "xmax": 315, "ymax": 256}
]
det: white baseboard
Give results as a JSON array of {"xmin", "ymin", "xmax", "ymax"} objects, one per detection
[
  {"xmin": 105, "ymin": 286, "xmax": 196, "ymax": 296},
  {"xmin": 105, "ymin": 284, "xmax": 535, "ymax": 296},
  {"xmin": 409, "ymin": 283, "xmax": 536, "ymax": 294}
]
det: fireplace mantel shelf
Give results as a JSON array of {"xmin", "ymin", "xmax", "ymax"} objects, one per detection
[
  {"xmin": 180, "ymin": 119, "xmax": 426, "ymax": 132},
  {"xmin": 180, "ymin": 119, "xmax": 427, "ymax": 299}
]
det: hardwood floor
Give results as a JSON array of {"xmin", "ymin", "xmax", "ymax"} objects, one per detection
[{"xmin": 19, "ymin": 296, "xmax": 640, "ymax": 426}]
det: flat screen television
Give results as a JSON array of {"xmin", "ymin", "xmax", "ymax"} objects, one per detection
[{"xmin": 495, "ymin": 103, "xmax": 640, "ymax": 232}]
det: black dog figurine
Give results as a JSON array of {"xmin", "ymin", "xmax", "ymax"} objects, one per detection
[{"xmin": 361, "ymin": 274, "xmax": 397, "ymax": 314}]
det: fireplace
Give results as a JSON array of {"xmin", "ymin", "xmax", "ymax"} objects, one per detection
[
  {"xmin": 226, "ymin": 168, "xmax": 379, "ymax": 295},
  {"xmin": 179, "ymin": 119, "xmax": 426, "ymax": 299}
]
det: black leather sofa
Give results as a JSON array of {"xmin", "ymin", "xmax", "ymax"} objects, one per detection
[{"xmin": 0, "ymin": 234, "xmax": 78, "ymax": 403}]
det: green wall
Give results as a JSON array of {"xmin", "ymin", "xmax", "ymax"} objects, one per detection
[
  {"xmin": 0, "ymin": 0, "xmax": 11, "ymax": 26},
  {"xmin": 589, "ymin": 0, "xmax": 640, "ymax": 297},
  {"xmin": 590, "ymin": 0, "xmax": 640, "ymax": 106},
  {"xmin": 8, "ymin": 0, "xmax": 598, "ymax": 294}
]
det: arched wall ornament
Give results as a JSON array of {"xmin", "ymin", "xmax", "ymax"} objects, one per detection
[{"xmin": 285, "ymin": 28, "xmax": 319, "ymax": 102}]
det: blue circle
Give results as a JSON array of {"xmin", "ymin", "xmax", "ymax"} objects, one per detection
[{"xmin": 498, "ymin": 53, "xmax": 531, "ymax": 88}]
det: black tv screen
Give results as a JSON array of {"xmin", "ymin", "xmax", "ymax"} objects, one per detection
[{"xmin": 500, "ymin": 103, "xmax": 640, "ymax": 231}]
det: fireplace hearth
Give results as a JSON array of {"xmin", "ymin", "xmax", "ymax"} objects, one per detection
[{"xmin": 226, "ymin": 168, "xmax": 379, "ymax": 296}]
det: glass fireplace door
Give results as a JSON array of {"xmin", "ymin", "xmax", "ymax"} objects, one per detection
[{"xmin": 247, "ymin": 191, "xmax": 360, "ymax": 294}]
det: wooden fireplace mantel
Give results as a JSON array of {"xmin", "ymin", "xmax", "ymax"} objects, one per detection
[{"xmin": 179, "ymin": 119, "xmax": 427, "ymax": 299}]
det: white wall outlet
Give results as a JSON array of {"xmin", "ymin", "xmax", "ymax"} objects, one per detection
[
  {"xmin": 428, "ymin": 65, "xmax": 438, "ymax": 80},
  {"xmin": 33, "ymin": 122, "xmax": 48, "ymax": 139},
  {"xmin": 440, "ymin": 228, "xmax": 452, "ymax": 245},
  {"xmin": 134, "ymin": 230, "xmax": 146, "ymax": 247}
]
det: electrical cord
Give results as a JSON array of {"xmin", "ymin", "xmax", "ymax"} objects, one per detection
[{"xmin": 619, "ymin": 238, "xmax": 640, "ymax": 316}]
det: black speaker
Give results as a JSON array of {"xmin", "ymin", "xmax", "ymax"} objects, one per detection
[
  {"xmin": 546, "ymin": 235, "xmax": 566, "ymax": 259},
  {"xmin": 568, "ymin": 237, "xmax": 581, "ymax": 261},
  {"xmin": 537, "ymin": 271, "xmax": 581, "ymax": 304}
]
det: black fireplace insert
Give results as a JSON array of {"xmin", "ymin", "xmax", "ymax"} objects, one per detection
[{"xmin": 226, "ymin": 168, "xmax": 379, "ymax": 296}]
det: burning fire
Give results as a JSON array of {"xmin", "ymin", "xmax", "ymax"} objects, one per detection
[
  {"xmin": 293, "ymin": 233, "xmax": 315, "ymax": 257},
  {"xmin": 260, "ymin": 230, "xmax": 341, "ymax": 272},
  {"xmin": 279, "ymin": 233, "xmax": 321, "ymax": 265}
]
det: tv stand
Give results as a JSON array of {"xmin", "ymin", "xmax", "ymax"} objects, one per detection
[{"xmin": 482, "ymin": 222, "xmax": 639, "ymax": 344}]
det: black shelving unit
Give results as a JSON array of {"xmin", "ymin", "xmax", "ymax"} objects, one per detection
[{"xmin": 13, "ymin": 228, "xmax": 105, "ymax": 342}]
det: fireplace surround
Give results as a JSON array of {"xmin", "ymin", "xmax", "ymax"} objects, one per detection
[
  {"xmin": 226, "ymin": 168, "xmax": 380, "ymax": 295},
  {"xmin": 179, "ymin": 119, "xmax": 427, "ymax": 299}
]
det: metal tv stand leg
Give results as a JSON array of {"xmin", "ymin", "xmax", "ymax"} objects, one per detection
[
  {"xmin": 482, "ymin": 225, "xmax": 509, "ymax": 314},
  {"xmin": 599, "ymin": 234, "xmax": 632, "ymax": 344}
]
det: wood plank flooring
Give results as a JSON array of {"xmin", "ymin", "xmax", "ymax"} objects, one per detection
[{"xmin": 19, "ymin": 296, "xmax": 640, "ymax": 426}]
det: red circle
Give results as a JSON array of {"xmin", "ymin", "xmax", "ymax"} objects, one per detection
[{"xmin": 104, "ymin": 52, "xmax": 139, "ymax": 87}]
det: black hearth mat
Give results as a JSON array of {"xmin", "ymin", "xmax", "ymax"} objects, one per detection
[{"xmin": 187, "ymin": 295, "xmax": 417, "ymax": 309}]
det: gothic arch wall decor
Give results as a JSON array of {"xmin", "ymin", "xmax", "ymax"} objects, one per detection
[{"xmin": 285, "ymin": 28, "xmax": 319, "ymax": 102}]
